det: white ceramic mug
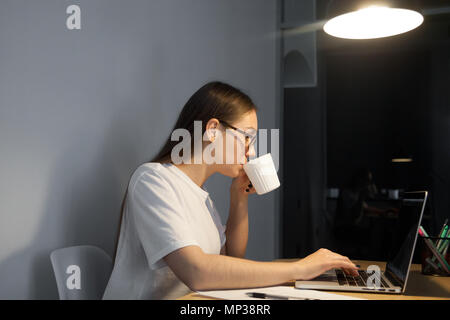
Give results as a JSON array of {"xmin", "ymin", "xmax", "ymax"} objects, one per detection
[{"xmin": 243, "ymin": 153, "xmax": 280, "ymax": 195}]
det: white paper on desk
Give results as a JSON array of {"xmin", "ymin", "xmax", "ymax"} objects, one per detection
[{"xmin": 197, "ymin": 286, "xmax": 366, "ymax": 300}]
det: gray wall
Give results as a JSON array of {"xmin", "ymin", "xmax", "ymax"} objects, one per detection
[{"xmin": 0, "ymin": 0, "xmax": 279, "ymax": 299}]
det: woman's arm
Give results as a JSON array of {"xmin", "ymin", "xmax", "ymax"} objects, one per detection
[
  {"xmin": 164, "ymin": 246, "xmax": 359, "ymax": 292},
  {"xmin": 224, "ymin": 169, "xmax": 254, "ymax": 258},
  {"xmin": 224, "ymin": 197, "xmax": 248, "ymax": 258}
]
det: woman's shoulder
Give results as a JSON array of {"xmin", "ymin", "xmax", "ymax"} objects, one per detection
[
  {"xmin": 128, "ymin": 162, "xmax": 168, "ymax": 189},
  {"xmin": 127, "ymin": 162, "xmax": 181, "ymax": 214},
  {"xmin": 135, "ymin": 162, "xmax": 163, "ymax": 174}
]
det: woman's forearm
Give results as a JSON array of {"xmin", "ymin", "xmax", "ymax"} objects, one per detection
[
  {"xmin": 165, "ymin": 246, "xmax": 359, "ymax": 293},
  {"xmin": 193, "ymin": 252, "xmax": 296, "ymax": 291},
  {"xmin": 225, "ymin": 198, "xmax": 249, "ymax": 258}
]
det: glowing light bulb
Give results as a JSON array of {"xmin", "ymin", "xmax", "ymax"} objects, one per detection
[{"xmin": 324, "ymin": 6, "xmax": 424, "ymax": 39}]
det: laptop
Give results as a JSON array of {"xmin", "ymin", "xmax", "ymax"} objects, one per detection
[{"xmin": 295, "ymin": 191, "xmax": 428, "ymax": 294}]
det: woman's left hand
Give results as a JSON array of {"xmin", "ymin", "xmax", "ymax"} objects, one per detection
[{"xmin": 230, "ymin": 168, "xmax": 256, "ymax": 201}]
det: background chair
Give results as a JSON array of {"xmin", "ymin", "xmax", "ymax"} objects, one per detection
[{"xmin": 50, "ymin": 245, "xmax": 113, "ymax": 300}]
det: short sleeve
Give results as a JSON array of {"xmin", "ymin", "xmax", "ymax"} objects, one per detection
[
  {"xmin": 129, "ymin": 168, "xmax": 200, "ymax": 270},
  {"xmin": 206, "ymin": 197, "xmax": 227, "ymax": 248}
]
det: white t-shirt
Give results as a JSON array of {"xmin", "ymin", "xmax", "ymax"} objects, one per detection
[{"xmin": 102, "ymin": 162, "xmax": 226, "ymax": 300}]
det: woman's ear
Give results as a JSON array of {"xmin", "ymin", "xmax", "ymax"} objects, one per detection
[{"xmin": 205, "ymin": 118, "xmax": 220, "ymax": 142}]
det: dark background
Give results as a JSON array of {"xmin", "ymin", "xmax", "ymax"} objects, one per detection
[
  {"xmin": 326, "ymin": 48, "xmax": 430, "ymax": 190},
  {"xmin": 282, "ymin": 1, "xmax": 450, "ymax": 261}
]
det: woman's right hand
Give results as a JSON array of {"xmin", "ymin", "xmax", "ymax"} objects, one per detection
[{"xmin": 293, "ymin": 248, "xmax": 359, "ymax": 281}]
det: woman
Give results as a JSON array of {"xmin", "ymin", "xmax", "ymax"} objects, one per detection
[{"xmin": 102, "ymin": 81, "xmax": 358, "ymax": 299}]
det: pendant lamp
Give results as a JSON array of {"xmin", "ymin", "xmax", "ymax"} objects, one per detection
[{"xmin": 324, "ymin": 0, "xmax": 424, "ymax": 39}]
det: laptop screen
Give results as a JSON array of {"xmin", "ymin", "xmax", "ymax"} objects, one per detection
[{"xmin": 385, "ymin": 191, "xmax": 428, "ymax": 286}]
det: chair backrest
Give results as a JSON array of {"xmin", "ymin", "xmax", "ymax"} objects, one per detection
[{"xmin": 50, "ymin": 245, "xmax": 113, "ymax": 300}]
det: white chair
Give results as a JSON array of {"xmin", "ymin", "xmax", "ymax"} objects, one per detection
[{"xmin": 50, "ymin": 245, "xmax": 113, "ymax": 300}]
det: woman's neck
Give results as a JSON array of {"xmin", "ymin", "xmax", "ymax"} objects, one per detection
[{"xmin": 172, "ymin": 162, "xmax": 217, "ymax": 188}]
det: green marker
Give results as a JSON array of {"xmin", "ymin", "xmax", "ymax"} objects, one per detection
[
  {"xmin": 428, "ymin": 225, "xmax": 449, "ymax": 273},
  {"xmin": 440, "ymin": 228, "xmax": 450, "ymax": 257},
  {"xmin": 435, "ymin": 225, "xmax": 448, "ymax": 255},
  {"xmin": 436, "ymin": 224, "xmax": 448, "ymax": 250}
]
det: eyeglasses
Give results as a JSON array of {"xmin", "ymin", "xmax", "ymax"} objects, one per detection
[{"xmin": 220, "ymin": 120, "xmax": 257, "ymax": 149}]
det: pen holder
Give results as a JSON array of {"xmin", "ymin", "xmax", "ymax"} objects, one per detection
[{"xmin": 419, "ymin": 236, "xmax": 450, "ymax": 276}]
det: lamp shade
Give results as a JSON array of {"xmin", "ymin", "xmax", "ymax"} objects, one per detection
[{"xmin": 324, "ymin": 0, "xmax": 424, "ymax": 39}]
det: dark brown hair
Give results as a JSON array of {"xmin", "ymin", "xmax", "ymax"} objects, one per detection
[{"xmin": 113, "ymin": 81, "xmax": 257, "ymax": 262}]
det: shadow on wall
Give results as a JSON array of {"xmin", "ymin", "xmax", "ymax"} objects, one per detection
[
  {"xmin": 283, "ymin": 50, "xmax": 314, "ymax": 87},
  {"xmin": 0, "ymin": 98, "xmax": 152, "ymax": 299}
]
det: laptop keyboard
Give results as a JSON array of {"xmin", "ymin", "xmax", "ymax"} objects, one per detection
[{"xmin": 335, "ymin": 269, "xmax": 389, "ymax": 288}]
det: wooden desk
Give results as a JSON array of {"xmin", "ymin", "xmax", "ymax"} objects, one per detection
[{"xmin": 179, "ymin": 260, "xmax": 450, "ymax": 300}]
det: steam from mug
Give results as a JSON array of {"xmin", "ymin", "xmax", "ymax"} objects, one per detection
[{"xmin": 243, "ymin": 153, "xmax": 280, "ymax": 195}]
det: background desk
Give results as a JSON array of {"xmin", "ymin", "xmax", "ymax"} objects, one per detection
[{"xmin": 179, "ymin": 260, "xmax": 450, "ymax": 300}]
